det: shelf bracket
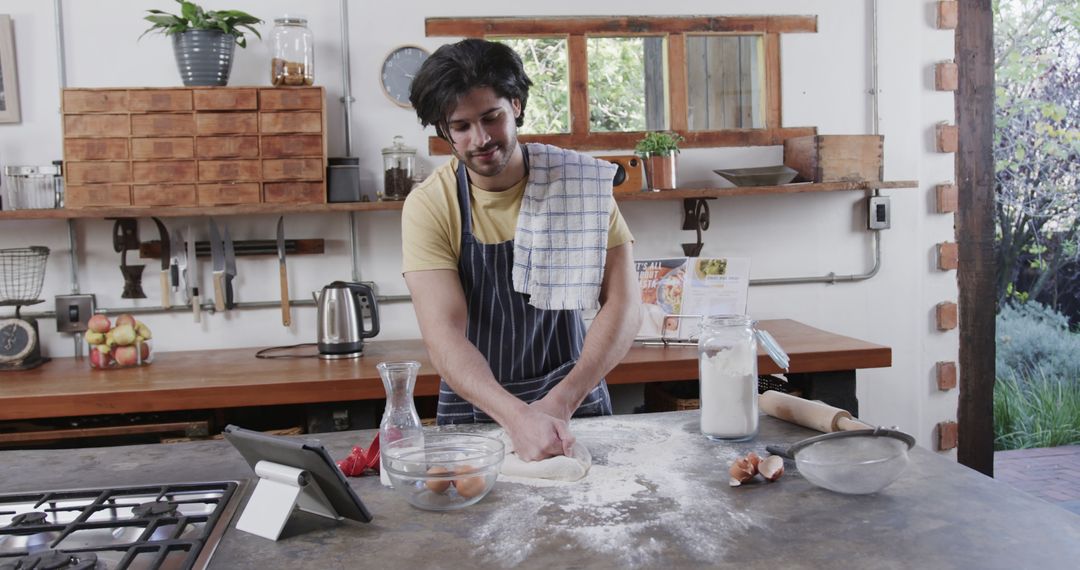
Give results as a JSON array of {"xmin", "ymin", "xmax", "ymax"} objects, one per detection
[{"xmin": 680, "ymin": 198, "xmax": 713, "ymax": 257}]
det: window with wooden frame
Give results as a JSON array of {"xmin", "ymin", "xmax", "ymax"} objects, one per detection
[{"xmin": 425, "ymin": 16, "xmax": 818, "ymax": 154}]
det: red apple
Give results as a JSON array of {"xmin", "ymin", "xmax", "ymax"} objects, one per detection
[
  {"xmin": 88, "ymin": 314, "xmax": 111, "ymax": 334},
  {"xmin": 114, "ymin": 345, "xmax": 139, "ymax": 367},
  {"xmin": 115, "ymin": 314, "xmax": 137, "ymax": 328},
  {"xmin": 139, "ymin": 341, "xmax": 151, "ymax": 361},
  {"xmin": 111, "ymin": 324, "xmax": 137, "ymax": 346},
  {"xmin": 90, "ymin": 346, "xmax": 112, "ymax": 368}
]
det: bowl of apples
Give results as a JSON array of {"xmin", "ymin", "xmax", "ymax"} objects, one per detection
[{"xmin": 86, "ymin": 313, "xmax": 153, "ymax": 369}]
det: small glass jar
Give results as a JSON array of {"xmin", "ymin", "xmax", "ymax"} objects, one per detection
[
  {"xmin": 270, "ymin": 16, "xmax": 314, "ymax": 86},
  {"xmin": 381, "ymin": 136, "xmax": 416, "ymax": 201},
  {"xmin": 698, "ymin": 315, "xmax": 758, "ymax": 441}
]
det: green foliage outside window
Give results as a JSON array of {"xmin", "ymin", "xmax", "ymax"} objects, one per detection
[
  {"xmin": 496, "ymin": 36, "xmax": 651, "ymax": 135},
  {"xmin": 587, "ymin": 38, "xmax": 647, "ymax": 132},
  {"xmin": 496, "ymin": 38, "xmax": 569, "ymax": 134}
]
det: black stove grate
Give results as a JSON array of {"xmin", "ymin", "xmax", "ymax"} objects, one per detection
[{"xmin": 0, "ymin": 482, "xmax": 239, "ymax": 570}]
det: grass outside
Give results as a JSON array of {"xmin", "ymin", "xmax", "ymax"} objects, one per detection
[{"xmin": 995, "ymin": 302, "xmax": 1080, "ymax": 451}]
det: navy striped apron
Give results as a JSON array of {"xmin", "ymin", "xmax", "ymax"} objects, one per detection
[{"xmin": 436, "ymin": 147, "xmax": 613, "ymax": 424}]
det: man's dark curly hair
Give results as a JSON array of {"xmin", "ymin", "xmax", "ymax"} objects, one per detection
[{"xmin": 409, "ymin": 39, "xmax": 532, "ymax": 142}]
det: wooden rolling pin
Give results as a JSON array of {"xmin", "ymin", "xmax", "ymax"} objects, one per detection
[{"xmin": 759, "ymin": 390, "xmax": 872, "ymax": 433}]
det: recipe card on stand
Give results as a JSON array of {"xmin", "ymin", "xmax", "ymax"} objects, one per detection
[{"xmin": 634, "ymin": 257, "xmax": 751, "ymax": 340}]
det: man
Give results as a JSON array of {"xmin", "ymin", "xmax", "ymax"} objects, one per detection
[{"xmin": 402, "ymin": 39, "xmax": 641, "ymax": 462}]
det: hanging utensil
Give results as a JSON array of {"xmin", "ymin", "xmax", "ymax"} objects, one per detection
[
  {"xmin": 152, "ymin": 217, "xmax": 171, "ymax": 309},
  {"xmin": 209, "ymin": 219, "xmax": 227, "ymax": 312},
  {"xmin": 113, "ymin": 219, "xmax": 146, "ymax": 299},
  {"xmin": 276, "ymin": 216, "xmax": 291, "ymax": 327},
  {"xmin": 187, "ymin": 224, "xmax": 201, "ymax": 323},
  {"xmin": 223, "ymin": 225, "xmax": 237, "ymax": 310},
  {"xmin": 170, "ymin": 228, "xmax": 186, "ymax": 296}
]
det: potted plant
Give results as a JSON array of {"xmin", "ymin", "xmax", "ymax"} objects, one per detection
[
  {"xmin": 141, "ymin": 0, "xmax": 263, "ymax": 87},
  {"xmin": 635, "ymin": 131, "xmax": 684, "ymax": 190}
]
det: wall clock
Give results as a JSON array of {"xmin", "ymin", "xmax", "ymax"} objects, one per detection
[{"xmin": 381, "ymin": 45, "xmax": 429, "ymax": 108}]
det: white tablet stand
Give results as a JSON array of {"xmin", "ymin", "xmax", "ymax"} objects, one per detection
[{"xmin": 235, "ymin": 460, "xmax": 343, "ymax": 540}]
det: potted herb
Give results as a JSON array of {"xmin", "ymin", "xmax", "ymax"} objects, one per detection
[
  {"xmin": 635, "ymin": 131, "xmax": 684, "ymax": 190},
  {"xmin": 141, "ymin": 0, "xmax": 263, "ymax": 86}
]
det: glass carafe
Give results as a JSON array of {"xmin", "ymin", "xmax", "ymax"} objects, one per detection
[
  {"xmin": 698, "ymin": 315, "xmax": 759, "ymax": 441},
  {"xmin": 378, "ymin": 360, "xmax": 424, "ymax": 486}
]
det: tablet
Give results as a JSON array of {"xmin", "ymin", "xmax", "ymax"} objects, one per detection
[{"xmin": 222, "ymin": 424, "xmax": 373, "ymax": 523}]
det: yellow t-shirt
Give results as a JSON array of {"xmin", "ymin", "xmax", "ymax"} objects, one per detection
[{"xmin": 401, "ymin": 157, "xmax": 634, "ymax": 273}]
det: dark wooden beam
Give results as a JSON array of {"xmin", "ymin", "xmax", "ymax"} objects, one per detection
[
  {"xmin": 955, "ymin": 0, "xmax": 996, "ymax": 476},
  {"xmin": 426, "ymin": 16, "xmax": 817, "ymax": 37}
]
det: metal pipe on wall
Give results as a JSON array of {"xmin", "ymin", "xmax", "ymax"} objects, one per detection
[
  {"xmin": 748, "ymin": 0, "xmax": 884, "ymax": 287},
  {"xmin": 19, "ymin": 294, "xmax": 413, "ymax": 321},
  {"xmin": 339, "ymin": 0, "xmax": 363, "ymax": 283},
  {"xmin": 54, "ymin": 0, "xmax": 86, "ymax": 357}
]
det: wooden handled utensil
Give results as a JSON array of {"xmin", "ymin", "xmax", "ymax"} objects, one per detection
[
  {"xmin": 759, "ymin": 390, "xmax": 872, "ymax": 433},
  {"xmin": 276, "ymin": 217, "xmax": 291, "ymax": 326}
]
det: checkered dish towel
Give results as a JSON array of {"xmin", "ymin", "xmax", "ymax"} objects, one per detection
[{"xmin": 512, "ymin": 143, "xmax": 617, "ymax": 311}]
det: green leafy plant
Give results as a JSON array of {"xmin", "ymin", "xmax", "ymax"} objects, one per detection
[
  {"xmin": 634, "ymin": 131, "xmax": 685, "ymax": 156},
  {"xmin": 141, "ymin": 0, "xmax": 263, "ymax": 48}
]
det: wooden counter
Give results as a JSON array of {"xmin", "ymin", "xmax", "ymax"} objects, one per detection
[{"xmin": 0, "ymin": 320, "xmax": 888, "ymax": 422}]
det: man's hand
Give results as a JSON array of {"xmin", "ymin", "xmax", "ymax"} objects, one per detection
[{"xmin": 505, "ymin": 407, "xmax": 576, "ymax": 461}]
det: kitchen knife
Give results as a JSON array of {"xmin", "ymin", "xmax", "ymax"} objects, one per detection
[
  {"xmin": 223, "ymin": 225, "xmax": 237, "ymax": 310},
  {"xmin": 151, "ymin": 217, "xmax": 171, "ymax": 309},
  {"xmin": 170, "ymin": 228, "xmax": 184, "ymax": 294},
  {"xmin": 209, "ymin": 219, "xmax": 226, "ymax": 312},
  {"xmin": 276, "ymin": 216, "xmax": 291, "ymax": 326},
  {"xmin": 187, "ymin": 224, "xmax": 201, "ymax": 323}
]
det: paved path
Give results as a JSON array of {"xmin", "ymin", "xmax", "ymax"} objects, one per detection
[{"xmin": 995, "ymin": 445, "xmax": 1080, "ymax": 516}]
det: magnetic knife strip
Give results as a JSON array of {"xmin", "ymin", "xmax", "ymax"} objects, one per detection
[{"xmin": 139, "ymin": 239, "xmax": 324, "ymax": 259}]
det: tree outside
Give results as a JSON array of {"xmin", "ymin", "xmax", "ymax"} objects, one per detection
[{"xmin": 994, "ymin": 0, "xmax": 1080, "ymax": 450}]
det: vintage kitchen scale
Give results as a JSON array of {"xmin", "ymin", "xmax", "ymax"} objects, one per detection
[{"xmin": 0, "ymin": 246, "xmax": 50, "ymax": 371}]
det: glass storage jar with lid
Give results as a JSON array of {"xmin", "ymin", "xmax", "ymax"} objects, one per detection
[
  {"xmin": 698, "ymin": 315, "xmax": 759, "ymax": 441},
  {"xmin": 381, "ymin": 136, "xmax": 416, "ymax": 201},
  {"xmin": 270, "ymin": 16, "xmax": 314, "ymax": 86}
]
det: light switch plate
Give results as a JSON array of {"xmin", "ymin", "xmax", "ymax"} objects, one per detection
[
  {"xmin": 55, "ymin": 294, "xmax": 95, "ymax": 333},
  {"xmin": 868, "ymin": 196, "xmax": 891, "ymax": 230}
]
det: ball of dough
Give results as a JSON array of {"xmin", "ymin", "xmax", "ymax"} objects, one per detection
[
  {"xmin": 453, "ymin": 465, "xmax": 487, "ymax": 498},
  {"xmin": 424, "ymin": 466, "xmax": 452, "ymax": 494}
]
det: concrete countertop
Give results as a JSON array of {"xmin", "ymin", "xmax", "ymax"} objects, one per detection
[{"xmin": 2, "ymin": 411, "xmax": 1078, "ymax": 568}]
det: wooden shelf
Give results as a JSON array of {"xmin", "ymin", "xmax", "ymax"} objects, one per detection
[
  {"xmin": 618, "ymin": 180, "xmax": 917, "ymax": 201},
  {"xmin": 0, "ymin": 180, "xmax": 917, "ymax": 220}
]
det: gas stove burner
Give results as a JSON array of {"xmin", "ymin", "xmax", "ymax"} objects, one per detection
[
  {"xmin": 131, "ymin": 502, "xmax": 178, "ymax": 519},
  {"xmin": 0, "ymin": 482, "xmax": 242, "ymax": 570},
  {"xmin": 0, "ymin": 550, "xmax": 102, "ymax": 570},
  {"xmin": 6, "ymin": 514, "xmax": 47, "ymax": 528}
]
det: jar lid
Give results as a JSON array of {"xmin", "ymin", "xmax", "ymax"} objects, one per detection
[
  {"xmin": 702, "ymin": 314, "xmax": 755, "ymax": 328},
  {"xmin": 381, "ymin": 136, "xmax": 416, "ymax": 156},
  {"xmin": 274, "ymin": 15, "xmax": 308, "ymax": 25}
]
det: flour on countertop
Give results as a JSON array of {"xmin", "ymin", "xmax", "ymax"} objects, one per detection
[{"xmin": 471, "ymin": 418, "xmax": 762, "ymax": 567}]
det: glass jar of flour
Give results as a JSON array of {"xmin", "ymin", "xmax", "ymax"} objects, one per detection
[{"xmin": 698, "ymin": 315, "xmax": 759, "ymax": 441}]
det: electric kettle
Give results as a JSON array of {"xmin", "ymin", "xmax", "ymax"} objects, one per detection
[{"xmin": 316, "ymin": 281, "xmax": 380, "ymax": 359}]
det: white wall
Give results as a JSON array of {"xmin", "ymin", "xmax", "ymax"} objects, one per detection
[{"xmin": 0, "ymin": 1, "xmax": 959, "ymax": 453}]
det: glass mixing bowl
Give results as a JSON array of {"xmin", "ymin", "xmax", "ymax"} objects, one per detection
[{"xmin": 382, "ymin": 432, "xmax": 504, "ymax": 511}]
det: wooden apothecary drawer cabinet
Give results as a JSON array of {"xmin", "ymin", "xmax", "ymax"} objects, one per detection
[{"xmin": 61, "ymin": 86, "xmax": 327, "ymax": 208}]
